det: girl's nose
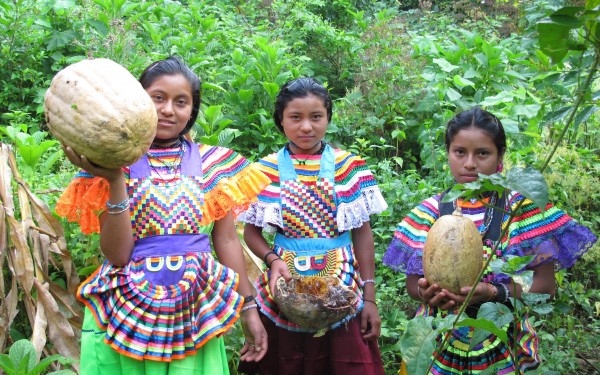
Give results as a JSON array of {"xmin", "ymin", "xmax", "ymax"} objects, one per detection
[
  {"xmin": 464, "ymin": 155, "xmax": 476, "ymax": 169},
  {"xmin": 160, "ymin": 101, "xmax": 174, "ymax": 115},
  {"xmin": 300, "ymin": 119, "xmax": 311, "ymax": 131}
]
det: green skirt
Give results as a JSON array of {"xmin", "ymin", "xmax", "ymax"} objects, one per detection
[{"xmin": 80, "ymin": 308, "xmax": 229, "ymax": 375}]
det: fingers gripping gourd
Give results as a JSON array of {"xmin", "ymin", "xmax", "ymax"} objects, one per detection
[
  {"xmin": 44, "ymin": 58, "xmax": 157, "ymax": 168},
  {"xmin": 423, "ymin": 208, "xmax": 484, "ymax": 294}
]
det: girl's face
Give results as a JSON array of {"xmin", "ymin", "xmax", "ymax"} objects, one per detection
[
  {"xmin": 448, "ymin": 127, "xmax": 503, "ymax": 184},
  {"xmin": 281, "ymin": 94, "xmax": 329, "ymax": 154},
  {"xmin": 145, "ymin": 74, "xmax": 193, "ymax": 142}
]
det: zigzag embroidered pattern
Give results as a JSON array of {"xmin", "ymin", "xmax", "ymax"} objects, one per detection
[
  {"xmin": 281, "ymin": 179, "xmax": 337, "ymax": 238},
  {"xmin": 129, "ymin": 176, "xmax": 205, "ymax": 239}
]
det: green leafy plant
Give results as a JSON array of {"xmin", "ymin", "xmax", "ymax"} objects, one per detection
[{"xmin": 0, "ymin": 339, "xmax": 75, "ymax": 375}]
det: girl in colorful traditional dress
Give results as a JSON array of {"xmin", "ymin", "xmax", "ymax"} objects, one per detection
[
  {"xmin": 383, "ymin": 107, "xmax": 597, "ymax": 374},
  {"xmin": 237, "ymin": 77, "xmax": 388, "ymax": 375},
  {"xmin": 56, "ymin": 56, "xmax": 271, "ymax": 374}
]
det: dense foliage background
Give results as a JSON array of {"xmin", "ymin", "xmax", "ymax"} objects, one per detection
[{"xmin": 0, "ymin": 0, "xmax": 598, "ymax": 373}]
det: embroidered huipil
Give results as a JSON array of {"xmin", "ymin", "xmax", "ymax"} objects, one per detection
[
  {"xmin": 240, "ymin": 145, "xmax": 388, "ymax": 332},
  {"xmin": 383, "ymin": 191, "xmax": 597, "ymax": 373},
  {"xmin": 55, "ymin": 140, "xmax": 270, "ymax": 362}
]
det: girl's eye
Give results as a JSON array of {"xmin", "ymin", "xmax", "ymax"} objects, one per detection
[
  {"xmin": 313, "ymin": 114, "xmax": 323, "ymax": 120},
  {"xmin": 152, "ymin": 95, "xmax": 164, "ymax": 102},
  {"xmin": 176, "ymin": 99, "xmax": 188, "ymax": 106}
]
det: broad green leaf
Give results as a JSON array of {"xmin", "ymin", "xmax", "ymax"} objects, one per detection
[
  {"xmin": 8, "ymin": 340, "xmax": 36, "ymax": 372},
  {"xmin": 500, "ymin": 118, "xmax": 520, "ymax": 133},
  {"xmin": 550, "ymin": 7, "xmax": 584, "ymax": 25},
  {"xmin": 455, "ymin": 317, "xmax": 508, "ymax": 346},
  {"xmin": 237, "ymin": 89, "xmax": 254, "ymax": 105},
  {"xmin": 503, "ymin": 255, "xmax": 536, "ymax": 274},
  {"xmin": 88, "ymin": 19, "xmax": 110, "ymax": 37},
  {"xmin": 202, "ymin": 82, "xmax": 227, "ymax": 93},
  {"xmin": 47, "ymin": 30, "xmax": 78, "ymax": 50},
  {"xmin": 0, "ymin": 354, "xmax": 16, "ymax": 374},
  {"xmin": 432, "ymin": 58, "xmax": 458, "ymax": 73},
  {"xmin": 510, "ymin": 104, "xmax": 541, "ymax": 119},
  {"xmin": 523, "ymin": 292, "xmax": 552, "ymax": 306},
  {"xmin": 453, "ymin": 75, "xmax": 475, "ymax": 88},
  {"xmin": 479, "ymin": 91, "xmax": 515, "ymax": 106},
  {"xmin": 262, "ymin": 82, "xmax": 280, "ymax": 101},
  {"xmin": 512, "ymin": 270, "xmax": 534, "ymax": 289},
  {"xmin": 31, "ymin": 354, "xmax": 74, "ymax": 375},
  {"xmin": 537, "ymin": 19, "xmax": 574, "ymax": 62},
  {"xmin": 52, "ymin": 0, "xmax": 77, "ymax": 11},
  {"xmin": 574, "ymin": 105, "xmax": 598, "ymax": 127},
  {"xmin": 505, "ymin": 166, "xmax": 549, "ymax": 213},
  {"xmin": 445, "ymin": 87, "xmax": 462, "ymax": 101},
  {"xmin": 217, "ymin": 128, "xmax": 241, "ymax": 147},
  {"xmin": 477, "ymin": 302, "xmax": 514, "ymax": 328},
  {"xmin": 400, "ymin": 316, "xmax": 438, "ymax": 375}
]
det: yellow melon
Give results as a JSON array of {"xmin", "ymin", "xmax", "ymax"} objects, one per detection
[{"xmin": 423, "ymin": 209, "xmax": 483, "ymax": 294}]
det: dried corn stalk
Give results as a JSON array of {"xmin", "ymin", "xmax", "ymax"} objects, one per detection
[{"xmin": 0, "ymin": 144, "xmax": 83, "ymax": 371}]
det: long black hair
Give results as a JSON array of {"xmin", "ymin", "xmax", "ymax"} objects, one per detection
[
  {"xmin": 273, "ymin": 77, "xmax": 333, "ymax": 132},
  {"xmin": 445, "ymin": 107, "xmax": 506, "ymax": 157},
  {"xmin": 138, "ymin": 56, "xmax": 201, "ymax": 136}
]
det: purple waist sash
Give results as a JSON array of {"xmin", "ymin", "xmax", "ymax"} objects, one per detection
[{"xmin": 131, "ymin": 234, "xmax": 211, "ymax": 285}]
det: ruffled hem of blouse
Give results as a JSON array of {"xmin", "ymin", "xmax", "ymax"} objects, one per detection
[
  {"xmin": 55, "ymin": 176, "xmax": 109, "ymax": 235},
  {"xmin": 78, "ymin": 253, "xmax": 242, "ymax": 361},
  {"xmin": 200, "ymin": 162, "xmax": 271, "ymax": 225},
  {"xmin": 240, "ymin": 186, "xmax": 388, "ymax": 232},
  {"xmin": 504, "ymin": 220, "xmax": 596, "ymax": 271},
  {"xmin": 336, "ymin": 186, "xmax": 388, "ymax": 232},
  {"xmin": 237, "ymin": 202, "xmax": 282, "ymax": 233},
  {"xmin": 382, "ymin": 239, "xmax": 423, "ymax": 275}
]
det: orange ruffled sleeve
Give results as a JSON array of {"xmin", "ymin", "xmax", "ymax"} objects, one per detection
[
  {"xmin": 55, "ymin": 174, "xmax": 110, "ymax": 234},
  {"xmin": 201, "ymin": 161, "xmax": 271, "ymax": 225}
]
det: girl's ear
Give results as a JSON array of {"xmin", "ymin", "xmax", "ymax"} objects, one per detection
[{"xmin": 496, "ymin": 148, "xmax": 506, "ymax": 173}]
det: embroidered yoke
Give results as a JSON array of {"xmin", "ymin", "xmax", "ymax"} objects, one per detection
[
  {"xmin": 383, "ymin": 191, "xmax": 597, "ymax": 374},
  {"xmin": 240, "ymin": 145, "xmax": 387, "ymax": 332},
  {"xmin": 56, "ymin": 141, "xmax": 270, "ymax": 362}
]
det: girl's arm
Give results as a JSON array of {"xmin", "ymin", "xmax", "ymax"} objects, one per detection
[
  {"xmin": 244, "ymin": 223, "xmax": 291, "ymax": 295},
  {"xmin": 352, "ymin": 222, "xmax": 381, "ymax": 341},
  {"xmin": 63, "ymin": 145, "xmax": 134, "ymax": 266},
  {"xmin": 213, "ymin": 213, "xmax": 267, "ymax": 361}
]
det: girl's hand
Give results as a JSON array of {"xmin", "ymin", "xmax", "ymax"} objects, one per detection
[
  {"xmin": 416, "ymin": 277, "xmax": 458, "ymax": 311},
  {"xmin": 458, "ymin": 282, "xmax": 495, "ymax": 305},
  {"xmin": 239, "ymin": 308, "xmax": 268, "ymax": 362},
  {"xmin": 267, "ymin": 258, "xmax": 292, "ymax": 298},
  {"xmin": 62, "ymin": 145, "xmax": 123, "ymax": 183},
  {"xmin": 360, "ymin": 299, "xmax": 381, "ymax": 341}
]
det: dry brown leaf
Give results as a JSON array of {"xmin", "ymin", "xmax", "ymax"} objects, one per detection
[
  {"xmin": 31, "ymin": 297, "xmax": 48, "ymax": 362},
  {"xmin": 0, "ymin": 202, "xmax": 6, "ymax": 301},
  {"xmin": 49, "ymin": 242, "xmax": 80, "ymax": 294},
  {"xmin": 32, "ymin": 231, "xmax": 50, "ymax": 277},
  {"xmin": 0, "ymin": 278, "xmax": 19, "ymax": 354},
  {"xmin": 0, "ymin": 145, "xmax": 15, "ymax": 212},
  {"xmin": 6, "ymin": 215, "xmax": 35, "ymax": 294},
  {"xmin": 33, "ymin": 279, "xmax": 80, "ymax": 372},
  {"xmin": 46, "ymin": 278, "xmax": 84, "ymax": 325}
]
